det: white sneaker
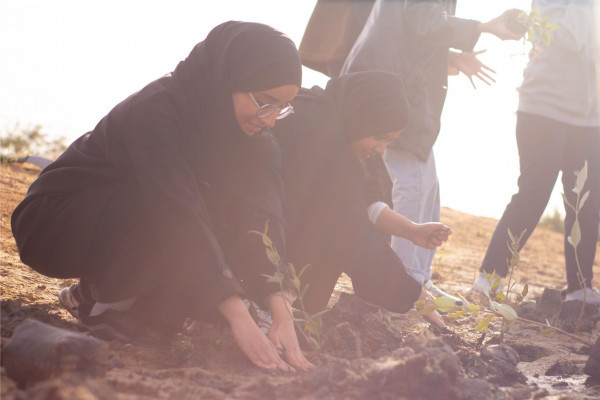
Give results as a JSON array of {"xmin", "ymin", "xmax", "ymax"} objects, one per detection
[
  {"xmin": 424, "ymin": 280, "xmax": 461, "ymax": 303},
  {"xmin": 564, "ymin": 287, "xmax": 600, "ymax": 305},
  {"xmin": 472, "ymin": 272, "xmax": 504, "ymax": 296}
]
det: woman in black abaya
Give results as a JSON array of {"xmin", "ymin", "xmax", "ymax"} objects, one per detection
[
  {"xmin": 275, "ymin": 72, "xmax": 450, "ymax": 325},
  {"xmin": 11, "ymin": 21, "xmax": 312, "ymax": 371}
]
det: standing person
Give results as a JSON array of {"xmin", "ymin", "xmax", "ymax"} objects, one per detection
[
  {"xmin": 11, "ymin": 21, "xmax": 314, "ymax": 372},
  {"xmin": 275, "ymin": 71, "xmax": 449, "ymax": 328},
  {"xmin": 473, "ymin": 0, "xmax": 600, "ymax": 304},
  {"xmin": 341, "ymin": 0, "xmax": 522, "ymax": 298}
]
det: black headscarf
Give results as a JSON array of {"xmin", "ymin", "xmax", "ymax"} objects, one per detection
[
  {"xmin": 325, "ymin": 71, "xmax": 411, "ymax": 142},
  {"xmin": 172, "ymin": 21, "xmax": 302, "ymax": 139}
]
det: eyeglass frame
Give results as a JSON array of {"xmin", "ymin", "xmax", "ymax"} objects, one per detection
[{"xmin": 248, "ymin": 92, "xmax": 294, "ymax": 120}]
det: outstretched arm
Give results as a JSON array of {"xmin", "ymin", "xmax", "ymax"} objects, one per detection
[
  {"xmin": 373, "ymin": 205, "xmax": 451, "ymax": 249},
  {"xmin": 478, "ymin": 9, "xmax": 525, "ymax": 40}
]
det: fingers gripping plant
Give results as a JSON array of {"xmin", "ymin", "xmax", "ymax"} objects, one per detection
[
  {"xmin": 249, "ymin": 221, "xmax": 327, "ymax": 350},
  {"xmin": 563, "ymin": 160, "xmax": 591, "ymax": 332}
]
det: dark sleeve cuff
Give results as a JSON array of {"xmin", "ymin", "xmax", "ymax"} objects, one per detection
[{"xmin": 447, "ymin": 17, "xmax": 481, "ymax": 52}]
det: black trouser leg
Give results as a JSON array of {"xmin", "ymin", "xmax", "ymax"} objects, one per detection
[{"xmin": 481, "ymin": 112, "xmax": 564, "ymax": 276}]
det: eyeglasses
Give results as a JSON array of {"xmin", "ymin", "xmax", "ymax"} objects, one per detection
[{"xmin": 248, "ymin": 92, "xmax": 294, "ymax": 120}]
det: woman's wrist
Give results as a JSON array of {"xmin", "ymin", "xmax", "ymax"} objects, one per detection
[
  {"xmin": 217, "ymin": 295, "xmax": 251, "ymax": 324},
  {"xmin": 266, "ymin": 291, "xmax": 294, "ymax": 321}
]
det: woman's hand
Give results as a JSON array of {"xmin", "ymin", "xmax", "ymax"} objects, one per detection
[
  {"xmin": 410, "ymin": 222, "xmax": 452, "ymax": 249},
  {"xmin": 266, "ymin": 293, "xmax": 315, "ymax": 372},
  {"xmin": 449, "ymin": 50, "xmax": 496, "ymax": 89},
  {"xmin": 479, "ymin": 10, "xmax": 526, "ymax": 41},
  {"xmin": 217, "ymin": 295, "xmax": 292, "ymax": 371}
]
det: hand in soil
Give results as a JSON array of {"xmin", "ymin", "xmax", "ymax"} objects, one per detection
[
  {"xmin": 479, "ymin": 9, "xmax": 525, "ymax": 40},
  {"xmin": 449, "ymin": 50, "xmax": 496, "ymax": 89},
  {"xmin": 218, "ymin": 295, "xmax": 292, "ymax": 371},
  {"xmin": 267, "ymin": 294, "xmax": 315, "ymax": 372}
]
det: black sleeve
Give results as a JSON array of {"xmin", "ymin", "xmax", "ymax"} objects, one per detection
[
  {"xmin": 404, "ymin": 0, "xmax": 481, "ymax": 52},
  {"xmin": 363, "ymin": 155, "xmax": 393, "ymax": 208},
  {"xmin": 213, "ymin": 131, "xmax": 294, "ymax": 305}
]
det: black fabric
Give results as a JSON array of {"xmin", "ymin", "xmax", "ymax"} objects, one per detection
[
  {"xmin": 11, "ymin": 21, "xmax": 302, "ymax": 329},
  {"xmin": 274, "ymin": 71, "xmax": 421, "ymax": 313}
]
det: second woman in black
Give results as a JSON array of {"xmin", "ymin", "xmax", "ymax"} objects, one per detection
[{"xmin": 275, "ymin": 71, "xmax": 450, "ymax": 326}]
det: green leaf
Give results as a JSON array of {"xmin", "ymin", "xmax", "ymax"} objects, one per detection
[
  {"xmin": 522, "ymin": 283, "xmax": 529, "ymax": 298},
  {"xmin": 574, "ymin": 160, "xmax": 588, "ymax": 196},
  {"xmin": 417, "ymin": 304, "xmax": 437, "ymax": 315},
  {"xmin": 465, "ymin": 303, "xmax": 480, "ymax": 312},
  {"xmin": 432, "ymin": 296, "xmax": 459, "ymax": 313},
  {"xmin": 288, "ymin": 263, "xmax": 297, "ymax": 278},
  {"xmin": 266, "ymin": 247, "xmax": 280, "ymax": 266},
  {"xmin": 450, "ymin": 308, "xmax": 468, "ymax": 319},
  {"xmin": 495, "ymin": 290, "xmax": 506, "ymax": 302},
  {"xmin": 507, "ymin": 228, "xmax": 515, "ymax": 243},
  {"xmin": 265, "ymin": 271, "xmax": 284, "ymax": 284},
  {"xmin": 261, "ymin": 234, "xmax": 272, "ymax": 247},
  {"xmin": 415, "ymin": 300, "xmax": 427, "ymax": 310},
  {"xmin": 476, "ymin": 315, "xmax": 495, "ymax": 332},
  {"xmin": 580, "ymin": 190, "xmax": 590, "ymax": 210},
  {"xmin": 298, "ymin": 264, "xmax": 310, "ymax": 278},
  {"xmin": 300, "ymin": 284, "xmax": 309, "ymax": 298},
  {"xmin": 264, "ymin": 220, "xmax": 270, "ymax": 235},
  {"xmin": 491, "ymin": 276, "xmax": 501, "ymax": 292},
  {"xmin": 543, "ymin": 31, "xmax": 551, "ymax": 46},
  {"xmin": 493, "ymin": 302, "xmax": 518, "ymax": 322},
  {"xmin": 569, "ymin": 219, "xmax": 581, "ymax": 248}
]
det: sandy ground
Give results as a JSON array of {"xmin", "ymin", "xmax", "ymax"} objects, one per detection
[{"xmin": 1, "ymin": 162, "xmax": 599, "ymax": 399}]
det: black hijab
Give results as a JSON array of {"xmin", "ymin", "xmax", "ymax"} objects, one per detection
[
  {"xmin": 172, "ymin": 21, "xmax": 302, "ymax": 139},
  {"xmin": 325, "ymin": 71, "xmax": 411, "ymax": 142}
]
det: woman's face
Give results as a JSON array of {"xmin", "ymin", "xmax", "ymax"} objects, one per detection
[
  {"xmin": 350, "ymin": 131, "xmax": 401, "ymax": 160},
  {"xmin": 232, "ymin": 84, "xmax": 299, "ymax": 136}
]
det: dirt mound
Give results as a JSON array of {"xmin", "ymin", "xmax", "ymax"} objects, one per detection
[{"xmin": 1, "ymin": 162, "xmax": 600, "ymax": 399}]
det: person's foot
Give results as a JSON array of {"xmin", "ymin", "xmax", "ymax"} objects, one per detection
[
  {"xmin": 564, "ymin": 287, "xmax": 600, "ymax": 305},
  {"xmin": 424, "ymin": 280, "xmax": 461, "ymax": 303},
  {"xmin": 471, "ymin": 272, "xmax": 504, "ymax": 296},
  {"xmin": 58, "ymin": 282, "xmax": 94, "ymax": 318}
]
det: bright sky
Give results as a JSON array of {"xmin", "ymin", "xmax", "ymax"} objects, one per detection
[{"xmin": 0, "ymin": 0, "xmax": 585, "ymax": 219}]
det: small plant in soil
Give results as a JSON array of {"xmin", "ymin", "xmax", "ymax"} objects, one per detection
[
  {"xmin": 250, "ymin": 220, "xmax": 328, "ymax": 350},
  {"xmin": 415, "ymin": 222, "xmax": 594, "ymax": 347},
  {"xmin": 563, "ymin": 160, "xmax": 591, "ymax": 332}
]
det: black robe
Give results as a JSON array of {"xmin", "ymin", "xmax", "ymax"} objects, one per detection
[
  {"xmin": 11, "ymin": 21, "xmax": 302, "ymax": 329},
  {"xmin": 274, "ymin": 72, "xmax": 421, "ymax": 314}
]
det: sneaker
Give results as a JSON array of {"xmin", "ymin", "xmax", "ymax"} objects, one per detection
[
  {"xmin": 424, "ymin": 280, "xmax": 461, "ymax": 303},
  {"xmin": 80, "ymin": 308, "xmax": 170, "ymax": 348},
  {"xmin": 564, "ymin": 287, "xmax": 600, "ymax": 305},
  {"xmin": 58, "ymin": 282, "xmax": 94, "ymax": 318},
  {"xmin": 471, "ymin": 272, "xmax": 504, "ymax": 296}
]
